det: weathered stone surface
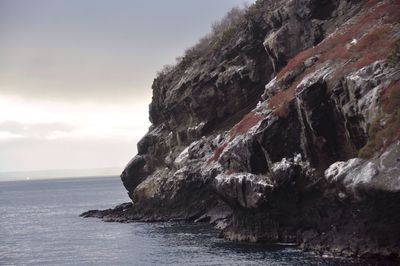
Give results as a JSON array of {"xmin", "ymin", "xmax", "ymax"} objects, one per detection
[
  {"xmin": 263, "ymin": 1, "xmax": 322, "ymax": 73},
  {"xmin": 326, "ymin": 141, "xmax": 400, "ymax": 195}
]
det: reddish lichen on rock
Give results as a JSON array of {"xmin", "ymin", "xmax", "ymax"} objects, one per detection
[
  {"xmin": 275, "ymin": 48, "xmax": 314, "ymax": 80},
  {"xmin": 229, "ymin": 111, "xmax": 263, "ymax": 139},
  {"xmin": 208, "ymin": 112, "xmax": 264, "ymax": 163},
  {"xmin": 208, "ymin": 142, "xmax": 228, "ymax": 163}
]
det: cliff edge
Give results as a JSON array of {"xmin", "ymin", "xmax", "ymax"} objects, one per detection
[{"xmin": 82, "ymin": 0, "xmax": 400, "ymax": 258}]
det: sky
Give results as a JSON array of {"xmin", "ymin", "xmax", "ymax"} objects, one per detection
[{"xmin": 0, "ymin": 0, "xmax": 252, "ymax": 177}]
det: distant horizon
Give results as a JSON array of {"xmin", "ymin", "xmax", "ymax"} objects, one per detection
[
  {"xmin": 0, "ymin": 166, "xmax": 123, "ymax": 181},
  {"xmin": 0, "ymin": 165, "xmax": 123, "ymax": 173}
]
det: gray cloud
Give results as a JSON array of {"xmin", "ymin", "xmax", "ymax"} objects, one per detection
[
  {"xmin": 0, "ymin": 121, "xmax": 25, "ymax": 134},
  {"xmin": 0, "ymin": 136, "xmax": 138, "ymax": 172},
  {"xmin": 0, "ymin": 121, "xmax": 75, "ymax": 138}
]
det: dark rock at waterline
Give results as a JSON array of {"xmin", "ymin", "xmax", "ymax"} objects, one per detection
[{"xmin": 80, "ymin": 202, "xmax": 134, "ymax": 222}]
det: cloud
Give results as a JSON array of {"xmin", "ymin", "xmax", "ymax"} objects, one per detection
[
  {"xmin": 0, "ymin": 121, "xmax": 75, "ymax": 139},
  {"xmin": 0, "ymin": 94, "xmax": 151, "ymax": 140},
  {"xmin": 0, "ymin": 136, "xmax": 139, "ymax": 172},
  {"xmin": 0, "ymin": 121, "xmax": 25, "ymax": 134}
]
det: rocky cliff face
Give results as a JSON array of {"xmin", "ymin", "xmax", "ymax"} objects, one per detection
[{"xmin": 82, "ymin": 0, "xmax": 400, "ymax": 258}]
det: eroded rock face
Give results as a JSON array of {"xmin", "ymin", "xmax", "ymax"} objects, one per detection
[
  {"xmin": 263, "ymin": 0, "xmax": 323, "ymax": 72},
  {"xmin": 83, "ymin": 0, "xmax": 400, "ymax": 259},
  {"xmin": 325, "ymin": 142, "xmax": 400, "ymax": 195}
]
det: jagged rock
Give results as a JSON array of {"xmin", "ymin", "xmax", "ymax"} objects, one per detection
[
  {"xmin": 214, "ymin": 154, "xmax": 316, "ymax": 209},
  {"xmin": 263, "ymin": 11, "xmax": 321, "ymax": 73},
  {"xmin": 214, "ymin": 173, "xmax": 273, "ymax": 209}
]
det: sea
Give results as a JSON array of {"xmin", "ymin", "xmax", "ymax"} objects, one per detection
[{"xmin": 0, "ymin": 176, "xmax": 396, "ymax": 265}]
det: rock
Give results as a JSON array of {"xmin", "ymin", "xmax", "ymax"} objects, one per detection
[
  {"xmin": 337, "ymin": 61, "xmax": 397, "ymax": 132},
  {"xmin": 83, "ymin": 0, "xmax": 400, "ymax": 259},
  {"xmin": 214, "ymin": 172, "xmax": 273, "ymax": 209},
  {"xmin": 263, "ymin": 0, "xmax": 323, "ymax": 73},
  {"xmin": 80, "ymin": 202, "xmax": 134, "ymax": 222},
  {"xmin": 326, "ymin": 142, "xmax": 400, "ymax": 195}
]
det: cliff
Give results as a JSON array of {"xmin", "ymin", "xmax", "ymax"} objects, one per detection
[{"xmin": 82, "ymin": 0, "xmax": 400, "ymax": 258}]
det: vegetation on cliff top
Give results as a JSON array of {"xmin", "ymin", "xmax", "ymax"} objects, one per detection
[{"xmin": 157, "ymin": 0, "xmax": 270, "ymax": 78}]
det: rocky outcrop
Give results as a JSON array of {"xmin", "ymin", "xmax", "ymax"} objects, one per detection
[{"xmin": 82, "ymin": 0, "xmax": 400, "ymax": 259}]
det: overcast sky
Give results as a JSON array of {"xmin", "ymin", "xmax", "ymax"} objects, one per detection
[{"xmin": 0, "ymin": 0, "xmax": 252, "ymax": 176}]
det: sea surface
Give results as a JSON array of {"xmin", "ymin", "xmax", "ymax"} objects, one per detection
[{"xmin": 0, "ymin": 176, "xmax": 396, "ymax": 266}]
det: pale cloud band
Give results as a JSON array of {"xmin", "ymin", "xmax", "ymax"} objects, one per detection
[
  {"xmin": 0, "ymin": 95, "xmax": 150, "ymax": 139},
  {"xmin": 0, "ymin": 120, "xmax": 75, "ymax": 139},
  {"xmin": 0, "ymin": 95, "xmax": 150, "ymax": 171}
]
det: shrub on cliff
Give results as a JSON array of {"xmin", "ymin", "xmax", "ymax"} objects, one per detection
[
  {"xmin": 210, "ymin": 6, "xmax": 246, "ymax": 51},
  {"xmin": 155, "ymin": 1, "xmax": 271, "ymax": 77},
  {"xmin": 387, "ymin": 40, "xmax": 400, "ymax": 66}
]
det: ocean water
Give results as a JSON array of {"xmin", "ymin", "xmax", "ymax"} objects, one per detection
[{"xmin": 0, "ymin": 177, "xmax": 395, "ymax": 266}]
